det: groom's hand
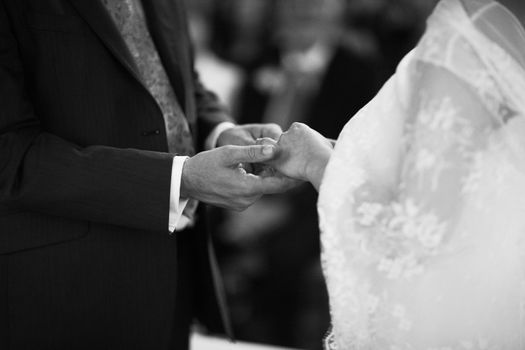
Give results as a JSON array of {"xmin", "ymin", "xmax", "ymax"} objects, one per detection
[
  {"xmin": 216, "ymin": 123, "xmax": 282, "ymax": 175},
  {"xmin": 180, "ymin": 145, "xmax": 298, "ymax": 211},
  {"xmin": 216, "ymin": 123, "xmax": 282, "ymax": 147}
]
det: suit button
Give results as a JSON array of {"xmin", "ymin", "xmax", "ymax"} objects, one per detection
[{"xmin": 142, "ymin": 129, "xmax": 161, "ymax": 136}]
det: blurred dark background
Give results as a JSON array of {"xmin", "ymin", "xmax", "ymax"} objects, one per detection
[{"xmin": 187, "ymin": 0, "xmax": 437, "ymax": 349}]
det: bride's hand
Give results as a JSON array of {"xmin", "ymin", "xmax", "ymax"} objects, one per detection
[{"xmin": 264, "ymin": 123, "xmax": 333, "ymax": 190}]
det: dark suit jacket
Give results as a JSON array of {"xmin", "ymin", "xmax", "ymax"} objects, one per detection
[{"xmin": 0, "ymin": 0, "xmax": 232, "ymax": 348}]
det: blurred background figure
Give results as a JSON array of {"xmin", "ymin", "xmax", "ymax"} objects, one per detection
[
  {"xmin": 189, "ymin": 11, "xmax": 242, "ymax": 113},
  {"xmin": 187, "ymin": 0, "xmax": 437, "ymax": 349}
]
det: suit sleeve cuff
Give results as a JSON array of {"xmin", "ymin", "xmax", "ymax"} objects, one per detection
[
  {"xmin": 168, "ymin": 156, "xmax": 190, "ymax": 233},
  {"xmin": 204, "ymin": 122, "xmax": 236, "ymax": 150}
]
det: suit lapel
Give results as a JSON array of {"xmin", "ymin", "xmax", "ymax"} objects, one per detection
[
  {"xmin": 68, "ymin": 0, "xmax": 195, "ymax": 123},
  {"xmin": 67, "ymin": 0, "xmax": 144, "ymax": 87},
  {"xmin": 141, "ymin": 0, "xmax": 192, "ymax": 118}
]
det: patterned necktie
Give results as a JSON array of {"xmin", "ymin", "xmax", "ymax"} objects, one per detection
[{"xmin": 102, "ymin": 0, "xmax": 198, "ymax": 224}]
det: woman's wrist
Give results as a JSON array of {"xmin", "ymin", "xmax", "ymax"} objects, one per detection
[{"xmin": 305, "ymin": 147, "xmax": 332, "ymax": 191}]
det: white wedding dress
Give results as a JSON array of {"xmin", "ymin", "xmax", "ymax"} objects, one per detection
[{"xmin": 318, "ymin": 0, "xmax": 525, "ymax": 348}]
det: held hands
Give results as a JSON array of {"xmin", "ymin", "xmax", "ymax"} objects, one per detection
[
  {"xmin": 216, "ymin": 123, "xmax": 282, "ymax": 148},
  {"xmin": 180, "ymin": 122, "xmax": 331, "ymax": 211},
  {"xmin": 260, "ymin": 122, "xmax": 333, "ymax": 191},
  {"xmin": 181, "ymin": 123, "xmax": 300, "ymax": 211},
  {"xmin": 216, "ymin": 123, "xmax": 285, "ymax": 175},
  {"xmin": 181, "ymin": 144, "xmax": 299, "ymax": 211},
  {"xmin": 216, "ymin": 122, "xmax": 333, "ymax": 184}
]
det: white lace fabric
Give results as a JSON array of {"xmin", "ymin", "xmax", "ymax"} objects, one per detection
[{"xmin": 318, "ymin": 0, "xmax": 525, "ymax": 348}]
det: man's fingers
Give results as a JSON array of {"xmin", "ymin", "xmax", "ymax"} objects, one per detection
[
  {"xmin": 256, "ymin": 137, "xmax": 278, "ymax": 147},
  {"xmin": 246, "ymin": 173, "xmax": 303, "ymax": 195},
  {"xmin": 224, "ymin": 145, "xmax": 277, "ymax": 164},
  {"xmin": 260, "ymin": 123, "xmax": 283, "ymax": 140}
]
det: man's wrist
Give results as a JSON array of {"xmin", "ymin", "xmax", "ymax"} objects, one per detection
[
  {"xmin": 179, "ymin": 157, "xmax": 190, "ymax": 199},
  {"xmin": 205, "ymin": 122, "xmax": 236, "ymax": 150}
]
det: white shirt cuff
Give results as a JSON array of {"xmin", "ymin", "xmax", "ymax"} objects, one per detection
[
  {"xmin": 168, "ymin": 156, "xmax": 190, "ymax": 233},
  {"xmin": 205, "ymin": 122, "xmax": 236, "ymax": 150},
  {"xmin": 169, "ymin": 122, "xmax": 235, "ymax": 232}
]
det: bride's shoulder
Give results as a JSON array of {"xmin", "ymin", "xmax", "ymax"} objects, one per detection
[
  {"xmin": 413, "ymin": 0, "xmax": 524, "ymax": 71},
  {"xmin": 424, "ymin": 0, "xmax": 492, "ymax": 25},
  {"xmin": 459, "ymin": 0, "xmax": 493, "ymax": 15},
  {"xmin": 412, "ymin": 0, "xmax": 491, "ymax": 68}
]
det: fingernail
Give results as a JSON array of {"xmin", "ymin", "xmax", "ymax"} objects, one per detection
[{"xmin": 262, "ymin": 145, "xmax": 274, "ymax": 156}]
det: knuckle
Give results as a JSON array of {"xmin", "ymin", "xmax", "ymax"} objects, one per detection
[
  {"xmin": 223, "ymin": 145, "xmax": 234, "ymax": 153},
  {"xmin": 289, "ymin": 123, "xmax": 302, "ymax": 134},
  {"xmin": 234, "ymin": 198, "xmax": 251, "ymax": 211},
  {"xmin": 217, "ymin": 145, "xmax": 230, "ymax": 158},
  {"xmin": 290, "ymin": 122, "xmax": 301, "ymax": 130},
  {"xmin": 247, "ymin": 147, "xmax": 257, "ymax": 160},
  {"xmin": 233, "ymin": 205, "xmax": 244, "ymax": 212},
  {"xmin": 222, "ymin": 146, "xmax": 237, "ymax": 161},
  {"xmin": 243, "ymin": 197, "xmax": 256, "ymax": 208},
  {"xmin": 269, "ymin": 123, "xmax": 282, "ymax": 131},
  {"xmin": 232, "ymin": 179, "xmax": 249, "ymax": 195}
]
